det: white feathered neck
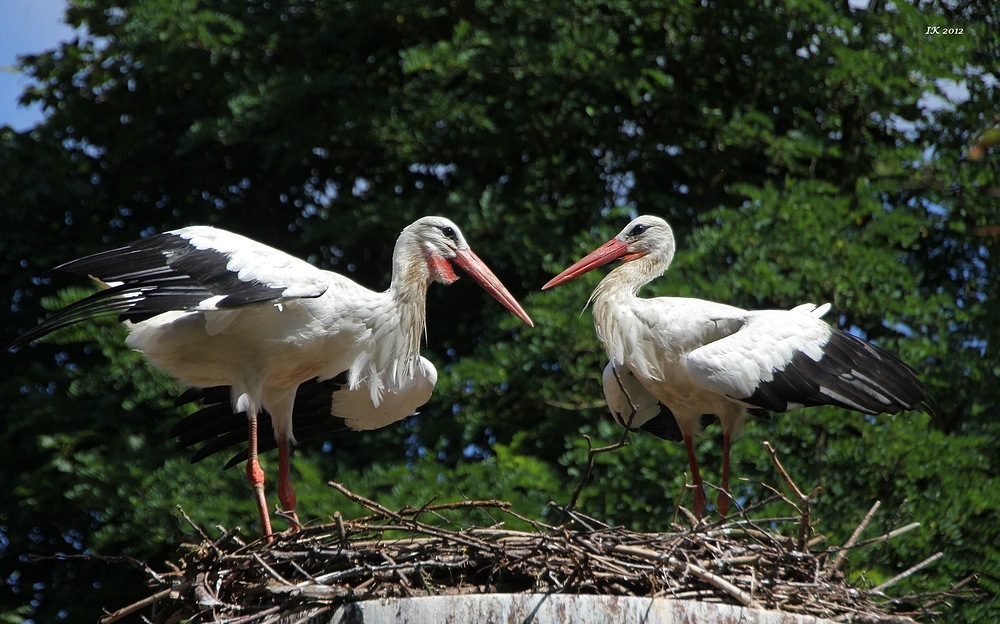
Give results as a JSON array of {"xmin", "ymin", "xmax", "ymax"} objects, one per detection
[
  {"xmin": 588, "ymin": 221, "xmax": 676, "ymax": 381},
  {"xmin": 346, "ymin": 224, "xmax": 436, "ymax": 407}
]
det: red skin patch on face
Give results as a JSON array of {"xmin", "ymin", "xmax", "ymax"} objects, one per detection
[{"xmin": 426, "ymin": 253, "xmax": 459, "ymax": 284}]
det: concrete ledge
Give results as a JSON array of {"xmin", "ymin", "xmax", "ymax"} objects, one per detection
[{"xmin": 328, "ymin": 594, "xmax": 837, "ymax": 623}]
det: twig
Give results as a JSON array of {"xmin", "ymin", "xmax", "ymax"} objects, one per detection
[
  {"xmin": 918, "ymin": 573, "xmax": 978, "ymax": 609},
  {"xmin": 837, "ymin": 523, "xmax": 922, "ymax": 551},
  {"xmin": 177, "ymin": 505, "xmax": 219, "ymax": 556},
  {"xmin": 610, "ymin": 544, "xmax": 762, "ymax": 609},
  {"xmin": 762, "ymin": 441, "xmax": 821, "ymax": 552},
  {"xmin": 253, "ymin": 553, "xmax": 294, "ymax": 586},
  {"xmin": 329, "ymin": 482, "xmax": 501, "ymax": 553},
  {"xmin": 871, "ymin": 552, "xmax": 944, "ymax": 593},
  {"xmin": 334, "ymin": 511, "xmax": 347, "ymax": 547},
  {"xmin": 560, "ymin": 365, "xmax": 638, "ymax": 524},
  {"xmin": 355, "ymin": 499, "xmax": 512, "ymax": 524},
  {"xmin": 328, "ymin": 482, "xmax": 404, "ymax": 521},
  {"xmin": 826, "ymin": 501, "xmax": 880, "ymax": 574},
  {"xmin": 866, "ymin": 498, "xmax": 912, "ymax": 579},
  {"xmin": 213, "ymin": 525, "xmax": 244, "ymax": 551},
  {"xmin": 223, "ymin": 605, "xmax": 283, "ymax": 624},
  {"xmin": 99, "ymin": 580, "xmax": 193, "ymax": 624},
  {"xmin": 381, "ymin": 552, "xmax": 412, "ymax": 589},
  {"xmin": 502, "ymin": 506, "xmax": 557, "ymax": 531},
  {"xmin": 549, "ymin": 502, "xmax": 600, "ymax": 531},
  {"xmin": 696, "ymin": 493, "xmax": 786, "ymax": 535},
  {"xmin": 289, "ymin": 559, "xmax": 321, "ymax": 584},
  {"xmin": 275, "ymin": 508, "xmax": 302, "ymax": 531},
  {"xmin": 308, "ymin": 560, "xmax": 470, "ymax": 585},
  {"xmin": 27, "ymin": 552, "xmax": 143, "ymax": 567},
  {"xmin": 559, "ymin": 433, "xmax": 632, "ymax": 524}
]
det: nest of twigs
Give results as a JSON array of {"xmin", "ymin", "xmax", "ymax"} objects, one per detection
[{"xmin": 101, "ymin": 443, "xmax": 974, "ymax": 623}]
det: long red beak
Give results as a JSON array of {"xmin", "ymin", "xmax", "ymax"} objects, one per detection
[
  {"xmin": 542, "ymin": 238, "xmax": 630, "ymax": 290},
  {"xmin": 453, "ymin": 249, "xmax": 534, "ymax": 327}
]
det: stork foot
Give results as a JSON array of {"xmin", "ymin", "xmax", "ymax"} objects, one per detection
[
  {"xmin": 245, "ymin": 413, "xmax": 274, "ymax": 542},
  {"xmin": 252, "ymin": 483, "xmax": 274, "ymax": 543},
  {"xmin": 246, "ymin": 455, "xmax": 273, "ymax": 542},
  {"xmin": 276, "ymin": 435, "xmax": 299, "ymax": 533}
]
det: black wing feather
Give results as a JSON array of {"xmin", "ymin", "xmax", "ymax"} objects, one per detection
[
  {"xmin": 745, "ymin": 329, "xmax": 940, "ymax": 419},
  {"xmin": 636, "ymin": 407, "xmax": 683, "ymax": 441},
  {"xmin": 8, "ymin": 231, "xmax": 312, "ymax": 349},
  {"xmin": 171, "ymin": 372, "xmax": 352, "ymax": 468},
  {"xmin": 630, "ymin": 408, "xmax": 720, "ymax": 442},
  {"xmin": 175, "ymin": 385, "xmax": 231, "ymax": 408}
]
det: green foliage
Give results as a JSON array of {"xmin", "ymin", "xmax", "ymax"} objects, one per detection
[
  {"xmin": 322, "ymin": 445, "xmax": 563, "ymax": 529},
  {"xmin": 1, "ymin": 0, "xmax": 998, "ymax": 621}
]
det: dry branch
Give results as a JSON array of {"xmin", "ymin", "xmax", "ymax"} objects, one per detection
[
  {"xmin": 872, "ymin": 553, "xmax": 945, "ymax": 594},
  {"xmin": 826, "ymin": 501, "xmax": 881, "ymax": 575},
  {"xmin": 762, "ymin": 441, "xmax": 821, "ymax": 552}
]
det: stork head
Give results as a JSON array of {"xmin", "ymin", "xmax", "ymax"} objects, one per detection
[
  {"xmin": 399, "ymin": 216, "xmax": 533, "ymax": 326},
  {"xmin": 542, "ymin": 215, "xmax": 675, "ymax": 290}
]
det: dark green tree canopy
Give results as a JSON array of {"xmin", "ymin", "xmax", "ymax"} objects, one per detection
[{"xmin": 1, "ymin": 0, "xmax": 997, "ymax": 621}]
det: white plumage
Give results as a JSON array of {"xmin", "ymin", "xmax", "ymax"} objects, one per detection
[
  {"xmin": 546, "ymin": 215, "xmax": 938, "ymax": 519},
  {"xmin": 330, "ymin": 356, "xmax": 438, "ymax": 431},
  {"xmin": 12, "ymin": 216, "xmax": 533, "ymax": 539},
  {"xmin": 602, "ymin": 360, "xmax": 662, "ymax": 431},
  {"xmin": 684, "ymin": 303, "xmax": 832, "ymax": 401}
]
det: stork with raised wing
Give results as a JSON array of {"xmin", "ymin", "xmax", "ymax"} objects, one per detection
[
  {"xmin": 10, "ymin": 217, "xmax": 533, "ymax": 539},
  {"xmin": 545, "ymin": 215, "xmax": 938, "ymax": 519}
]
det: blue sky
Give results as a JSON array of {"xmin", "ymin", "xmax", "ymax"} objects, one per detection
[{"xmin": 0, "ymin": 0, "xmax": 76, "ymax": 130}]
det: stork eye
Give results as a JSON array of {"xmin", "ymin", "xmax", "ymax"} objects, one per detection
[
  {"xmin": 439, "ymin": 225, "xmax": 458, "ymax": 242},
  {"xmin": 628, "ymin": 224, "xmax": 648, "ymax": 237}
]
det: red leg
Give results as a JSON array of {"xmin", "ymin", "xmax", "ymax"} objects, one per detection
[
  {"xmin": 246, "ymin": 413, "xmax": 273, "ymax": 541},
  {"xmin": 277, "ymin": 435, "xmax": 301, "ymax": 532},
  {"xmin": 683, "ymin": 434, "xmax": 707, "ymax": 519},
  {"xmin": 716, "ymin": 430, "xmax": 732, "ymax": 517}
]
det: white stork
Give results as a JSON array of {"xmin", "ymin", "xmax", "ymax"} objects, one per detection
[
  {"xmin": 11, "ymin": 216, "xmax": 533, "ymax": 539},
  {"xmin": 544, "ymin": 215, "xmax": 938, "ymax": 519}
]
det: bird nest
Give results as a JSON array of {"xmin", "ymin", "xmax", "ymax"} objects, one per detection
[{"xmin": 101, "ymin": 445, "xmax": 973, "ymax": 624}]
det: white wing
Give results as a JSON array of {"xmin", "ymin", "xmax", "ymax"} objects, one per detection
[
  {"xmin": 12, "ymin": 226, "xmax": 333, "ymax": 349},
  {"xmin": 685, "ymin": 307, "xmax": 833, "ymax": 401},
  {"xmin": 602, "ymin": 360, "xmax": 662, "ymax": 429},
  {"xmin": 170, "ymin": 358, "xmax": 439, "ymax": 466},
  {"xmin": 173, "ymin": 226, "xmax": 330, "ymax": 303},
  {"xmin": 685, "ymin": 303, "xmax": 933, "ymax": 416},
  {"xmin": 331, "ymin": 356, "xmax": 438, "ymax": 430}
]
